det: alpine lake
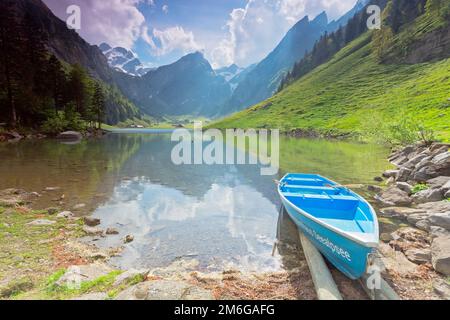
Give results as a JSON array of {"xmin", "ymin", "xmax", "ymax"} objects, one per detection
[{"xmin": 0, "ymin": 129, "xmax": 392, "ymax": 272}]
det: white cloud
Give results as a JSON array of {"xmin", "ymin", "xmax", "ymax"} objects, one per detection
[
  {"xmin": 44, "ymin": 0, "xmax": 149, "ymax": 48},
  {"xmin": 162, "ymin": 4, "xmax": 169, "ymax": 14},
  {"xmin": 143, "ymin": 25, "xmax": 202, "ymax": 56},
  {"xmin": 210, "ymin": 0, "xmax": 357, "ymax": 68}
]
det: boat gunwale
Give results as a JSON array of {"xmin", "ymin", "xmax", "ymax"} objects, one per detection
[{"xmin": 278, "ymin": 173, "xmax": 379, "ymax": 248}]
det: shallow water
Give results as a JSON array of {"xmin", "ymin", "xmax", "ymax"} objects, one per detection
[{"xmin": 0, "ymin": 131, "xmax": 391, "ymax": 271}]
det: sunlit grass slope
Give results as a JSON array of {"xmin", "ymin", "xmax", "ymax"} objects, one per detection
[{"xmin": 212, "ymin": 33, "xmax": 450, "ymax": 141}]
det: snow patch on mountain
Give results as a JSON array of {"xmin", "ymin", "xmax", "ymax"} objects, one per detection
[{"xmin": 99, "ymin": 43, "xmax": 152, "ymax": 77}]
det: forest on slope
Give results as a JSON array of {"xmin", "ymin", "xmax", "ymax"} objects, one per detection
[{"xmin": 0, "ymin": 0, "xmax": 144, "ymax": 133}]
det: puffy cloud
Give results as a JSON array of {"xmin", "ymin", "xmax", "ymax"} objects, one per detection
[
  {"xmin": 43, "ymin": 0, "xmax": 148, "ymax": 48},
  {"xmin": 162, "ymin": 4, "xmax": 169, "ymax": 14},
  {"xmin": 143, "ymin": 25, "xmax": 202, "ymax": 56},
  {"xmin": 210, "ymin": 0, "xmax": 357, "ymax": 68}
]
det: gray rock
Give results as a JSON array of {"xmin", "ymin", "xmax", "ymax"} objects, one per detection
[
  {"xmin": 26, "ymin": 219, "xmax": 56, "ymax": 226},
  {"xmin": 57, "ymin": 131, "xmax": 83, "ymax": 141},
  {"xmin": 402, "ymin": 154, "xmax": 429, "ymax": 169},
  {"xmin": 83, "ymin": 226, "xmax": 104, "ymax": 236},
  {"xmin": 428, "ymin": 212, "xmax": 450, "ymax": 230},
  {"xmin": 113, "ymin": 269, "xmax": 149, "ymax": 287},
  {"xmin": 374, "ymin": 177, "xmax": 384, "ymax": 182},
  {"xmin": 115, "ymin": 280, "xmax": 214, "ymax": 300},
  {"xmin": 106, "ymin": 228, "xmax": 119, "ymax": 235},
  {"xmin": 56, "ymin": 264, "xmax": 113, "ymax": 287},
  {"xmin": 418, "ymin": 201, "xmax": 450, "ymax": 213},
  {"xmin": 383, "ymin": 170, "xmax": 399, "ymax": 178},
  {"xmin": 380, "ymin": 207, "xmax": 426, "ymax": 219},
  {"xmin": 430, "ymin": 227, "xmax": 449, "ymax": 239},
  {"xmin": 416, "ymin": 220, "xmax": 431, "ymax": 232},
  {"xmin": 57, "ymin": 211, "xmax": 74, "ymax": 219},
  {"xmin": 427, "ymin": 176, "xmax": 450, "ymax": 189},
  {"xmin": 405, "ymin": 248, "xmax": 432, "ymax": 264},
  {"xmin": 71, "ymin": 292, "xmax": 108, "ymax": 300},
  {"xmin": 396, "ymin": 168, "xmax": 413, "ymax": 182},
  {"xmin": 431, "ymin": 235, "xmax": 450, "ymax": 275},
  {"xmin": 83, "ymin": 217, "xmax": 101, "ymax": 227},
  {"xmin": 412, "ymin": 166, "xmax": 434, "ymax": 182},
  {"xmin": 375, "ymin": 186, "xmax": 413, "ymax": 207},
  {"xmin": 441, "ymin": 180, "xmax": 450, "ymax": 193},
  {"xmin": 445, "ymin": 189, "xmax": 450, "ymax": 198},
  {"xmin": 395, "ymin": 182, "xmax": 413, "ymax": 194},
  {"xmin": 415, "ymin": 157, "xmax": 432, "ymax": 172},
  {"xmin": 414, "ymin": 152, "xmax": 450, "ymax": 181},
  {"xmin": 407, "ymin": 213, "xmax": 431, "ymax": 225},
  {"xmin": 391, "ymin": 155, "xmax": 408, "ymax": 166},
  {"xmin": 124, "ymin": 235, "xmax": 134, "ymax": 243},
  {"xmin": 412, "ymin": 188, "xmax": 444, "ymax": 204},
  {"xmin": 433, "ymin": 279, "xmax": 450, "ymax": 300}
]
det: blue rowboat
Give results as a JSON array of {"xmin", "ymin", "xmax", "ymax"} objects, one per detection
[{"xmin": 278, "ymin": 173, "xmax": 379, "ymax": 280}]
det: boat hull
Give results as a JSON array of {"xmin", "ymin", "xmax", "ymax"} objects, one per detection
[{"xmin": 281, "ymin": 198, "xmax": 373, "ymax": 280}]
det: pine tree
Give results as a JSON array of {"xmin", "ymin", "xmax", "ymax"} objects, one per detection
[
  {"xmin": 68, "ymin": 64, "xmax": 89, "ymax": 116},
  {"xmin": 91, "ymin": 82, "xmax": 105, "ymax": 129},
  {"xmin": 46, "ymin": 55, "xmax": 67, "ymax": 113},
  {"xmin": 0, "ymin": 0, "xmax": 25, "ymax": 127}
]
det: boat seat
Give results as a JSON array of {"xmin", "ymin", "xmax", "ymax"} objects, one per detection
[
  {"xmin": 282, "ymin": 193, "xmax": 357, "ymax": 201},
  {"xmin": 282, "ymin": 185, "xmax": 336, "ymax": 191}
]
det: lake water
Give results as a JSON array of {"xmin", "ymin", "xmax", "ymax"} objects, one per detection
[{"xmin": 0, "ymin": 130, "xmax": 391, "ymax": 271}]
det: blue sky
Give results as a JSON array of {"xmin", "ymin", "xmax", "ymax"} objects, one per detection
[{"xmin": 43, "ymin": 0, "xmax": 359, "ymax": 68}]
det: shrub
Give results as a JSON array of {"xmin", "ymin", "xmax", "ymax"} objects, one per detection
[{"xmin": 412, "ymin": 184, "xmax": 428, "ymax": 194}]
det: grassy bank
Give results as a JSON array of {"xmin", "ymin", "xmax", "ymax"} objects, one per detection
[{"xmin": 211, "ymin": 33, "xmax": 450, "ymax": 142}]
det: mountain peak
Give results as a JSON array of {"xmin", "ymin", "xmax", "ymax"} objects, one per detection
[
  {"xmin": 100, "ymin": 44, "xmax": 149, "ymax": 76},
  {"xmin": 312, "ymin": 11, "xmax": 328, "ymax": 27},
  {"xmin": 99, "ymin": 43, "xmax": 112, "ymax": 52}
]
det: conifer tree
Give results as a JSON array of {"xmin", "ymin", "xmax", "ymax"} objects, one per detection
[{"xmin": 91, "ymin": 82, "xmax": 105, "ymax": 129}]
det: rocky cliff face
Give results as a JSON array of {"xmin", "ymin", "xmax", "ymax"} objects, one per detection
[{"xmin": 403, "ymin": 26, "xmax": 450, "ymax": 64}]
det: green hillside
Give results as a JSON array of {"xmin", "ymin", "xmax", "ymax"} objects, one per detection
[{"xmin": 211, "ymin": 31, "xmax": 450, "ymax": 142}]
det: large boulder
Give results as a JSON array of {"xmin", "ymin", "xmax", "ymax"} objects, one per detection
[
  {"xmin": 428, "ymin": 212, "xmax": 450, "ymax": 230},
  {"xmin": 380, "ymin": 207, "xmax": 426, "ymax": 220},
  {"xmin": 427, "ymin": 176, "xmax": 450, "ymax": 190},
  {"xmin": 414, "ymin": 152, "xmax": 450, "ymax": 181},
  {"xmin": 412, "ymin": 188, "xmax": 444, "ymax": 204},
  {"xmin": 375, "ymin": 186, "xmax": 412, "ymax": 207},
  {"xmin": 395, "ymin": 182, "xmax": 413, "ymax": 194},
  {"xmin": 55, "ymin": 264, "xmax": 113, "ymax": 288},
  {"xmin": 418, "ymin": 201, "xmax": 450, "ymax": 213},
  {"xmin": 396, "ymin": 168, "xmax": 412, "ymax": 182},
  {"xmin": 431, "ymin": 235, "xmax": 450, "ymax": 275},
  {"xmin": 57, "ymin": 131, "xmax": 83, "ymax": 141},
  {"xmin": 404, "ymin": 248, "xmax": 431, "ymax": 265},
  {"xmin": 402, "ymin": 153, "xmax": 429, "ymax": 170},
  {"xmin": 383, "ymin": 170, "xmax": 399, "ymax": 178}
]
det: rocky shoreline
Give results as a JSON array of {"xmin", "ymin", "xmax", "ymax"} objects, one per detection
[
  {"xmin": 0, "ymin": 129, "xmax": 108, "ymax": 143},
  {"xmin": 373, "ymin": 142, "xmax": 450, "ymax": 300}
]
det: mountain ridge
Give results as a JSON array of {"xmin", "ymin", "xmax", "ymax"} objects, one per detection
[{"xmin": 222, "ymin": 0, "xmax": 369, "ymax": 115}]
